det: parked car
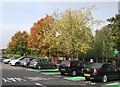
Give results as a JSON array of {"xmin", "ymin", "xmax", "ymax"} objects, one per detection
[
  {"xmin": 3, "ymin": 58, "xmax": 16, "ymax": 64},
  {"xmin": 20, "ymin": 57, "xmax": 34, "ymax": 67},
  {"xmin": 0, "ymin": 57, "xmax": 8, "ymax": 62},
  {"xmin": 59, "ymin": 60, "xmax": 86, "ymax": 76},
  {"xmin": 29, "ymin": 58, "xmax": 57, "ymax": 69},
  {"xmin": 82, "ymin": 63, "xmax": 120, "ymax": 83},
  {"xmin": 9, "ymin": 57, "xmax": 25, "ymax": 66},
  {"xmin": 0, "ymin": 57, "xmax": 4, "ymax": 62}
]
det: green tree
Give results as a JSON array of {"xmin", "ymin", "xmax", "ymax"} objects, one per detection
[
  {"xmin": 107, "ymin": 14, "xmax": 120, "ymax": 50},
  {"xmin": 44, "ymin": 8, "xmax": 95, "ymax": 59},
  {"xmin": 93, "ymin": 25, "xmax": 113, "ymax": 62}
]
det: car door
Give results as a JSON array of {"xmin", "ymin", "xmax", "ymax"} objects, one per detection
[
  {"xmin": 77, "ymin": 61, "xmax": 83, "ymax": 73},
  {"xmin": 44, "ymin": 61, "xmax": 53, "ymax": 68},
  {"xmin": 110, "ymin": 65, "xmax": 118, "ymax": 79},
  {"xmin": 107, "ymin": 64, "xmax": 118, "ymax": 79}
]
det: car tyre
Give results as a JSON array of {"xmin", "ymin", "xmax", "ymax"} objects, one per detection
[
  {"xmin": 102, "ymin": 75, "xmax": 108, "ymax": 83},
  {"xmin": 38, "ymin": 65, "xmax": 42, "ymax": 70},
  {"xmin": 15, "ymin": 62, "xmax": 19, "ymax": 66},
  {"xmin": 71, "ymin": 70, "xmax": 76, "ymax": 76}
]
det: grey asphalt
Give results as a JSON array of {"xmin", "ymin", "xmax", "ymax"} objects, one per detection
[{"xmin": 1, "ymin": 62, "xmax": 120, "ymax": 87}]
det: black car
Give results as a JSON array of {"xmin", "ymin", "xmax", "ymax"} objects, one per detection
[
  {"xmin": 20, "ymin": 57, "xmax": 34, "ymax": 67},
  {"xmin": 29, "ymin": 59, "xmax": 57, "ymax": 69},
  {"xmin": 82, "ymin": 63, "xmax": 120, "ymax": 83},
  {"xmin": 59, "ymin": 60, "xmax": 86, "ymax": 76}
]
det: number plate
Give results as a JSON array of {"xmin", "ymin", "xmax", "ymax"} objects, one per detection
[
  {"xmin": 61, "ymin": 69, "xmax": 65, "ymax": 71},
  {"xmin": 84, "ymin": 74, "xmax": 90, "ymax": 77}
]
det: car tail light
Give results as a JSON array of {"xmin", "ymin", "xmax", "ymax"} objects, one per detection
[
  {"xmin": 93, "ymin": 69, "xmax": 98, "ymax": 75},
  {"xmin": 68, "ymin": 61, "xmax": 71, "ymax": 69},
  {"xmin": 81, "ymin": 68, "xmax": 84, "ymax": 73}
]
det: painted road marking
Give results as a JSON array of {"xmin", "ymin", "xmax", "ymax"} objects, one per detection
[
  {"xmin": 26, "ymin": 68, "xmax": 58, "ymax": 72},
  {"xmin": 2, "ymin": 78, "xmax": 11, "ymax": 82},
  {"xmin": 2, "ymin": 77, "xmax": 27, "ymax": 83},
  {"xmin": 25, "ymin": 76, "xmax": 48, "ymax": 81},
  {"xmin": 90, "ymin": 83, "xmax": 96, "ymax": 85},
  {"xmin": 35, "ymin": 83, "xmax": 47, "ymax": 87},
  {"xmin": 3, "ymin": 76, "xmax": 49, "ymax": 83},
  {"xmin": 103, "ymin": 82, "xmax": 120, "ymax": 87},
  {"xmin": 106, "ymin": 82, "xmax": 119, "ymax": 85}
]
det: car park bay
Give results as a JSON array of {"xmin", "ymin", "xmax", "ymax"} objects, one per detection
[{"xmin": 1, "ymin": 62, "xmax": 120, "ymax": 87}]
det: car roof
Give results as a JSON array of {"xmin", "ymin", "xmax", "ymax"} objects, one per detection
[{"xmin": 62, "ymin": 60, "xmax": 82, "ymax": 62}]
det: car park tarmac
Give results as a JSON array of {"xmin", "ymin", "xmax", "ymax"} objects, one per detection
[{"xmin": 1, "ymin": 62, "xmax": 120, "ymax": 87}]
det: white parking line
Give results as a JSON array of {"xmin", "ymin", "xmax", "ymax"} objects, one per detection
[{"xmin": 35, "ymin": 83, "xmax": 47, "ymax": 87}]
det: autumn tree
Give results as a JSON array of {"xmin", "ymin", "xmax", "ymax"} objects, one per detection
[
  {"xmin": 6, "ymin": 31, "xmax": 29, "ymax": 56},
  {"xmin": 27, "ymin": 15, "xmax": 54, "ymax": 57}
]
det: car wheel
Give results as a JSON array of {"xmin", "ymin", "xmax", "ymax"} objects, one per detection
[
  {"xmin": 60, "ymin": 72, "xmax": 65, "ymax": 75},
  {"xmin": 71, "ymin": 70, "xmax": 76, "ymax": 76},
  {"xmin": 38, "ymin": 65, "xmax": 42, "ymax": 70},
  {"xmin": 16, "ymin": 62, "xmax": 19, "ymax": 66},
  {"xmin": 102, "ymin": 75, "xmax": 108, "ymax": 83},
  {"xmin": 26, "ymin": 64, "xmax": 29, "ymax": 68},
  {"xmin": 85, "ymin": 77, "xmax": 90, "ymax": 81}
]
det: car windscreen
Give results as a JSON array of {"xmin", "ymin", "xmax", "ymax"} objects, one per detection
[{"xmin": 11, "ymin": 58, "xmax": 18, "ymax": 60}]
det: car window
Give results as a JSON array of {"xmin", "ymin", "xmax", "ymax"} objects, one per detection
[
  {"xmin": 77, "ymin": 62, "xmax": 83, "ymax": 67},
  {"xmin": 111, "ymin": 65, "xmax": 116, "ymax": 70},
  {"xmin": 60, "ymin": 61, "xmax": 69, "ymax": 66},
  {"xmin": 31, "ymin": 59, "xmax": 38, "ymax": 62},
  {"xmin": 102, "ymin": 64, "xmax": 107, "ymax": 70},
  {"xmin": 30, "ymin": 58, "xmax": 34, "ymax": 61},
  {"xmin": 88, "ymin": 63, "xmax": 103, "ymax": 69},
  {"xmin": 107, "ymin": 64, "xmax": 116, "ymax": 71},
  {"xmin": 81, "ymin": 63, "xmax": 86, "ymax": 67},
  {"xmin": 72, "ymin": 61, "xmax": 78, "ymax": 66}
]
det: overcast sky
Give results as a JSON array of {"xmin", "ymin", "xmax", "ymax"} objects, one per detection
[{"xmin": 0, "ymin": 1, "xmax": 119, "ymax": 49}]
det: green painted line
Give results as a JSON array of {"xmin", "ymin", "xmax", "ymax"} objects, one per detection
[
  {"xmin": 40, "ymin": 69, "xmax": 58, "ymax": 72},
  {"xmin": 106, "ymin": 82, "xmax": 119, "ymax": 85},
  {"xmin": 41, "ymin": 72, "xmax": 61, "ymax": 75},
  {"xmin": 26, "ymin": 68, "xmax": 58, "ymax": 72},
  {"xmin": 104, "ymin": 82, "xmax": 120, "ymax": 87},
  {"xmin": 64, "ymin": 76, "xmax": 85, "ymax": 81}
]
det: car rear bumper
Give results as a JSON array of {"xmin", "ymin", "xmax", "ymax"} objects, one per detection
[
  {"xmin": 29, "ymin": 64, "xmax": 37, "ymax": 68},
  {"xmin": 59, "ymin": 69, "xmax": 73, "ymax": 74},
  {"xmin": 84, "ymin": 73, "xmax": 100, "ymax": 80}
]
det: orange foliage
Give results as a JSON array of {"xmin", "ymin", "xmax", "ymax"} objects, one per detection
[{"xmin": 27, "ymin": 15, "xmax": 54, "ymax": 52}]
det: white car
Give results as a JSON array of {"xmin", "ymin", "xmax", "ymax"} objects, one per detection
[
  {"xmin": 9, "ymin": 57, "xmax": 25, "ymax": 66},
  {"xmin": 3, "ymin": 58, "xmax": 15, "ymax": 64}
]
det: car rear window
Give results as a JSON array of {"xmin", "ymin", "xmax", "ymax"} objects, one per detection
[
  {"xmin": 88, "ymin": 63, "xmax": 103, "ymax": 69},
  {"xmin": 60, "ymin": 61, "xmax": 70, "ymax": 66},
  {"xmin": 31, "ymin": 59, "xmax": 38, "ymax": 62}
]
